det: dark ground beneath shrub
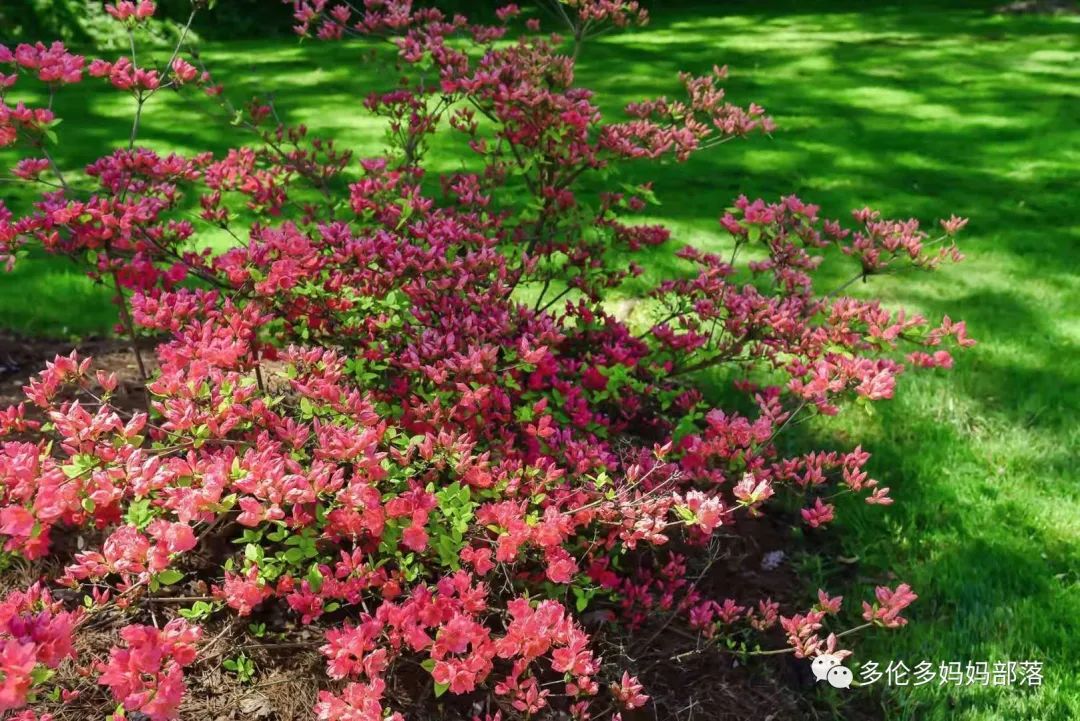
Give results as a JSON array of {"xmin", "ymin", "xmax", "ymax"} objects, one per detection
[
  {"xmin": 0, "ymin": 335, "xmax": 884, "ymax": 721},
  {"xmin": 0, "ymin": 332, "xmax": 150, "ymax": 411}
]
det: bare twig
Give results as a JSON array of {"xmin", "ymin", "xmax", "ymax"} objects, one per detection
[{"xmin": 111, "ymin": 270, "xmax": 150, "ymax": 393}]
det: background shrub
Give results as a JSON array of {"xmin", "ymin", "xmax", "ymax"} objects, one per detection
[{"xmin": 0, "ymin": 2, "xmax": 974, "ymax": 719}]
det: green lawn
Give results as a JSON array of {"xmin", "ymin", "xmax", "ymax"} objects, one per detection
[{"xmin": 1, "ymin": 1, "xmax": 1078, "ymax": 719}]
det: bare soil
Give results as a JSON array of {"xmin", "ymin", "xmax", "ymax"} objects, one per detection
[{"xmin": 0, "ymin": 332, "xmax": 149, "ymax": 412}]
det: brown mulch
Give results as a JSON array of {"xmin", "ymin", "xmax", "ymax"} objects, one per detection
[
  {"xmin": 0, "ymin": 332, "xmax": 150, "ymax": 412},
  {"xmin": 0, "ymin": 335, "xmax": 884, "ymax": 721},
  {"xmin": 617, "ymin": 517, "xmax": 881, "ymax": 721}
]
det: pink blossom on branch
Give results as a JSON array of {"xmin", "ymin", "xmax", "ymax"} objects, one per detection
[
  {"xmin": 862, "ymin": 583, "xmax": 918, "ymax": 628},
  {"xmin": 105, "ymin": 1, "xmax": 157, "ymax": 23},
  {"xmin": 801, "ymin": 498, "xmax": 836, "ymax": 529}
]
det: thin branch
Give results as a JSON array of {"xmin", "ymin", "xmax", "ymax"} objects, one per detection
[
  {"xmin": 669, "ymin": 622, "xmax": 876, "ymax": 662},
  {"xmin": 111, "ymin": 270, "xmax": 150, "ymax": 396},
  {"xmin": 145, "ymin": 595, "xmax": 216, "ymax": 604}
]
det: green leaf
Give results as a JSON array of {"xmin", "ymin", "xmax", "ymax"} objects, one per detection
[
  {"xmin": 573, "ymin": 586, "xmax": 593, "ymax": 612},
  {"xmin": 157, "ymin": 569, "xmax": 185, "ymax": 586},
  {"xmin": 180, "ymin": 600, "xmax": 214, "ymax": 621},
  {"xmin": 61, "ymin": 455, "xmax": 95, "ymax": 479},
  {"xmin": 306, "ymin": 564, "xmax": 324, "ymax": 593},
  {"xmin": 672, "ymin": 414, "xmax": 699, "ymax": 443},
  {"xmin": 30, "ymin": 666, "xmax": 54, "ymax": 684},
  {"xmin": 395, "ymin": 198, "xmax": 414, "ymax": 229},
  {"xmin": 125, "ymin": 498, "xmax": 154, "ymax": 528},
  {"xmin": 434, "ymin": 681, "xmax": 450, "ymax": 698}
]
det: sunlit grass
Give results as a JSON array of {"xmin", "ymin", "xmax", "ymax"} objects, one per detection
[{"xmin": 606, "ymin": 6, "xmax": 1077, "ymax": 719}]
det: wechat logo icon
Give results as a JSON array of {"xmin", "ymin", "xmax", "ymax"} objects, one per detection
[{"xmin": 811, "ymin": 654, "xmax": 854, "ymax": 689}]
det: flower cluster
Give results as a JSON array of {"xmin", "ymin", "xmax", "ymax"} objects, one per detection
[
  {"xmin": 97, "ymin": 619, "xmax": 202, "ymax": 721},
  {"xmin": 0, "ymin": 585, "xmax": 83, "ymax": 712},
  {"xmin": 862, "ymin": 583, "xmax": 919, "ymax": 629},
  {"xmin": 0, "ymin": 1, "xmax": 967, "ymax": 718},
  {"xmin": 105, "ymin": 1, "xmax": 157, "ymax": 24}
]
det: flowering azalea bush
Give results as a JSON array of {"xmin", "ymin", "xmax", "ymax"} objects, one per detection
[{"xmin": 0, "ymin": 1, "xmax": 971, "ymax": 719}]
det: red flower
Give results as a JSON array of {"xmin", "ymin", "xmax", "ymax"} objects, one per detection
[{"xmin": 582, "ymin": 366, "xmax": 608, "ymax": 391}]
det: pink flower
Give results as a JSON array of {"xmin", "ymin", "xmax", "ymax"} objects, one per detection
[
  {"xmin": 940, "ymin": 215, "xmax": 968, "ymax": 235},
  {"xmin": 0, "ymin": 505, "xmax": 47, "ymax": 560},
  {"xmin": 680, "ymin": 489, "xmax": 726, "ymax": 534},
  {"xmin": 0, "ymin": 640, "xmax": 36, "ymax": 712},
  {"xmin": 545, "ymin": 550, "xmax": 579, "ymax": 584},
  {"xmin": 315, "ymin": 679, "xmax": 392, "ymax": 721},
  {"xmin": 0, "ymin": 584, "xmax": 82, "ymax": 672},
  {"xmin": 401, "ymin": 523, "xmax": 429, "ymax": 552},
  {"xmin": 12, "ymin": 42, "xmax": 84, "ymax": 84},
  {"xmin": 106, "ymin": 1, "xmax": 156, "ymax": 22},
  {"xmin": 800, "ymin": 498, "xmax": 835, "ymax": 528},
  {"xmin": 147, "ymin": 520, "xmax": 197, "ymax": 555},
  {"xmin": 97, "ymin": 619, "xmax": 201, "ymax": 721},
  {"xmin": 170, "ymin": 58, "xmax": 198, "ymax": 85},
  {"xmin": 0, "ymin": 506, "xmax": 35, "ymax": 540},
  {"xmin": 866, "ymin": 486, "xmax": 893, "ymax": 505},
  {"xmin": 862, "ymin": 583, "xmax": 917, "ymax": 628},
  {"xmin": 496, "ymin": 4, "xmax": 521, "ymax": 22},
  {"xmin": 11, "ymin": 158, "xmax": 51, "ymax": 180},
  {"xmin": 733, "ymin": 473, "xmax": 774, "ymax": 509},
  {"xmin": 715, "ymin": 598, "xmax": 746, "ymax": 624},
  {"xmin": 816, "ymin": 589, "xmax": 843, "ymax": 614},
  {"xmin": 460, "ymin": 546, "xmax": 495, "ymax": 576},
  {"xmin": 217, "ymin": 567, "xmax": 272, "ymax": 616},
  {"xmin": 610, "ymin": 671, "xmax": 648, "ymax": 710},
  {"xmin": 321, "ymin": 621, "xmax": 384, "ymax": 680}
]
